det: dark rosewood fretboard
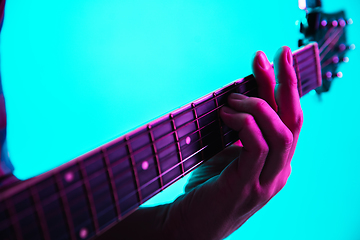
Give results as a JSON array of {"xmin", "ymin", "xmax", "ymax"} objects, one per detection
[{"xmin": 0, "ymin": 43, "xmax": 321, "ymax": 240}]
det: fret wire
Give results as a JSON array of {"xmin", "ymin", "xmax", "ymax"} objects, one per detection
[
  {"xmin": 213, "ymin": 92, "xmax": 225, "ymax": 149},
  {"xmin": 5, "ymin": 198, "xmax": 23, "ymax": 240},
  {"xmin": 3, "ymin": 46, "xmax": 315, "ymax": 207},
  {"xmin": 148, "ymin": 125, "xmax": 164, "ymax": 190},
  {"xmin": 101, "ymin": 148, "xmax": 122, "ymax": 219},
  {"xmin": 29, "ymin": 186, "xmax": 51, "ymax": 240},
  {"xmin": 170, "ymin": 113, "xmax": 185, "ymax": 176},
  {"xmin": 293, "ymin": 55, "xmax": 303, "ymax": 97},
  {"xmin": 191, "ymin": 103, "xmax": 205, "ymax": 161},
  {"xmin": 125, "ymin": 136, "xmax": 143, "ymax": 204},
  {"xmin": 55, "ymin": 172, "xmax": 77, "ymax": 240},
  {"xmin": 78, "ymin": 161, "xmax": 100, "ymax": 233}
]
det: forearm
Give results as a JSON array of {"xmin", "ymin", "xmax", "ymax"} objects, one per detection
[{"xmin": 96, "ymin": 204, "xmax": 172, "ymax": 239}]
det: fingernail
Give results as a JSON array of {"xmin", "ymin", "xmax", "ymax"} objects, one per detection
[
  {"xmin": 286, "ymin": 48, "xmax": 293, "ymax": 66},
  {"xmin": 257, "ymin": 52, "xmax": 270, "ymax": 70}
]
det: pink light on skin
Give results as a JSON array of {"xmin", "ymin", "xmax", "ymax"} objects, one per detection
[
  {"xmin": 298, "ymin": 0, "xmax": 306, "ymax": 10},
  {"xmin": 142, "ymin": 161, "xmax": 149, "ymax": 170},
  {"xmin": 186, "ymin": 136, "xmax": 191, "ymax": 145},
  {"xmin": 64, "ymin": 171, "xmax": 74, "ymax": 183},
  {"xmin": 79, "ymin": 228, "xmax": 88, "ymax": 239}
]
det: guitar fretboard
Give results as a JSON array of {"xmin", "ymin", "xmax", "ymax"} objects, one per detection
[{"xmin": 0, "ymin": 43, "xmax": 321, "ymax": 240}]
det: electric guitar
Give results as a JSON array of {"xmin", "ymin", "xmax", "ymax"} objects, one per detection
[{"xmin": 0, "ymin": 2, "xmax": 353, "ymax": 240}]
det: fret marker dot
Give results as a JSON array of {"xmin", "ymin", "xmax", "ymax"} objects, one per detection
[
  {"xmin": 64, "ymin": 172, "xmax": 74, "ymax": 183},
  {"xmin": 142, "ymin": 161, "xmax": 149, "ymax": 170},
  {"xmin": 186, "ymin": 136, "xmax": 191, "ymax": 145},
  {"xmin": 79, "ymin": 228, "xmax": 88, "ymax": 239}
]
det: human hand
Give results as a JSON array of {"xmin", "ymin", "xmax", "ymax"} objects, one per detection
[
  {"xmin": 100, "ymin": 46, "xmax": 303, "ymax": 240},
  {"xmin": 164, "ymin": 46, "xmax": 303, "ymax": 239}
]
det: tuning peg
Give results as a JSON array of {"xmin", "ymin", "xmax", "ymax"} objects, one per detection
[
  {"xmin": 331, "ymin": 20, "xmax": 338, "ymax": 27},
  {"xmin": 332, "ymin": 56, "xmax": 339, "ymax": 64},
  {"xmin": 347, "ymin": 18, "xmax": 353, "ymax": 25},
  {"xmin": 325, "ymin": 71, "xmax": 332, "ymax": 79},
  {"xmin": 338, "ymin": 19, "xmax": 346, "ymax": 27},
  {"xmin": 349, "ymin": 44, "xmax": 356, "ymax": 50},
  {"xmin": 342, "ymin": 57, "xmax": 349, "ymax": 63},
  {"xmin": 321, "ymin": 20, "xmax": 327, "ymax": 27},
  {"xmin": 336, "ymin": 72, "xmax": 343, "ymax": 78}
]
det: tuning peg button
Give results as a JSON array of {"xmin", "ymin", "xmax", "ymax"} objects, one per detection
[
  {"xmin": 333, "ymin": 56, "xmax": 339, "ymax": 64},
  {"xmin": 349, "ymin": 44, "xmax": 356, "ymax": 50},
  {"xmin": 321, "ymin": 20, "xmax": 327, "ymax": 27},
  {"xmin": 339, "ymin": 19, "xmax": 346, "ymax": 27},
  {"xmin": 342, "ymin": 57, "xmax": 349, "ymax": 63},
  {"xmin": 332, "ymin": 20, "xmax": 338, "ymax": 27},
  {"xmin": 337, "ymin": 72, "xmax": 343, "ymax": 78},
  {"xmin": 347, "ymin": 18, "xmax": 353, "ymax": 25}
]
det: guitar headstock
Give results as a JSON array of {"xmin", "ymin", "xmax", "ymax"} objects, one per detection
[{"xmin": 298, "ymin": 0, "xmax": 354, "ymax": 94}]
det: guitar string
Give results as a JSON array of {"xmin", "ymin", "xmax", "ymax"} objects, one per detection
[
  {"xmin": 0, "ymin": 52, "xmax": 318, "ymax": 223},
  {"xmin": 319, "ymin": 27, "xmax": 343, "ymax": 58},
  {"xmin": 2, "ymin": 51, "xmax": 319, "ymax": 232},
  {"xmin": 320, "ymin": 29, "xmax": 343, "ymax": 62}
]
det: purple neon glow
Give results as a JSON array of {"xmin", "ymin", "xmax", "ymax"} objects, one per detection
[
  {"xmin": 333, "ymin": 56, "xmax": 339, "ymax": 64},
  {"xmin": 339, "ymin": 19, "xmax": 346, "ymax": 27},
  {"xmin": 298, "ymin": 0, "xmax": 306, "ymax": 10},
  {"xmin": 321, "ymin": 20, "xmax": 327, "ymax": 27},
  {"xmin": 326, "ymin": 72, "xmax": 332, "ymax": 79},
  {"xmin": 339, "ymin": 44, "xmax": 346, "ymax": 51},
  {"xmin": 332, "ymin": 20, "xmax": 338, "ymax": 27}
]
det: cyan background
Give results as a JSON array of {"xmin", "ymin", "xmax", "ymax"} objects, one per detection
[{"xmin": 1, "ymin": 0, "xmax": 359, "ymax": 239}]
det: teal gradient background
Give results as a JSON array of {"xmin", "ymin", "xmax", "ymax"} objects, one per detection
[{"xmin": 1, "ymin": 0, "xmax": 360, "ymax": 239}]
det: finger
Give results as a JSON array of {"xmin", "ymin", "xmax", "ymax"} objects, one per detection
[
  {"xmin": 227, "ymin": 94, "xmax": 293, "ymax": 184},
  {"xmin": 184, "ymin": 145, "xmax": 242, "ymax": 193},
  {"xmin": 273, "ymin": 46, "xmax": 303, "ymax": 135},
  {"xmin": 220, "ymin": 107, "xmax": 268, "ymax": 182},
  {"xmin": 252, "ymin": 51, "xmax": 277, "ymax": 111},
  {"xmin": 274, "ymin": 47, "xmax": 303, "ymax": 165}
]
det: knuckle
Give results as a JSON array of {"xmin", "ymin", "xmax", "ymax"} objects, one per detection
[
  {"xmin": 251, "ymin": 98, "xmax": 268, "ymax": 112},
  {"xmin": 243, "ymin": 114, "xmax": 255, "ymax": 127},
  {"xmin": 278, "ymin": 128, "xmax": 294, "ymax": 150}
]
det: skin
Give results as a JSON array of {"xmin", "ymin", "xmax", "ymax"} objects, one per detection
[{"xmin": 99, "ymin": 46, "xmax": 303, "ymax": 239}]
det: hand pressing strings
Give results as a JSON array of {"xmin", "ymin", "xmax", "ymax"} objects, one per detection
[{"xmin": 98, "ymin": 46, "xmax": 303, "ymax": 240}]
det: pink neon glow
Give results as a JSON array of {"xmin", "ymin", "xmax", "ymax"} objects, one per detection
[
  {"xmin": 64, "ymin": 172, "xmax": 74, "ymax": 182},
  {"xmin": 298, "ymin": 0, "xmax": 306, "ymax": 10},
  {"xmin": 332, "ymin": 20, "xmax": 338, "ymax": 27},
  {"xmin": 79, "ymin": 228, "xmax": 88, "ymax": 239},
  {"xmin": 339, "ymin": 19, "xmax": 346, "ymax": 27},
  {"xmin": 339, "ymin": 44, "xmax": 346, "ymax": 51},
  {"xmin": 326, "ymin": 72, "xmax": 332, "ymax": 79},
  {"xmin": 321, "ymin": 20, "xmax": 327, "ymax": 27},
  {"xmin": 332, "ymin": 56, "xmax": 339, "ymax": 64},
  {"xmin": 186, "ymin": 136, "xmax": 191, "ymax": 145},
  {"xmin": 142, "ymin": 161, "xmax": 149, "ymax": 170}
]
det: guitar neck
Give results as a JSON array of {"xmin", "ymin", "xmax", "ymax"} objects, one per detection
[{"xmin": 0, "ymin": 43, "xmax": 321, "ymax": 240}]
